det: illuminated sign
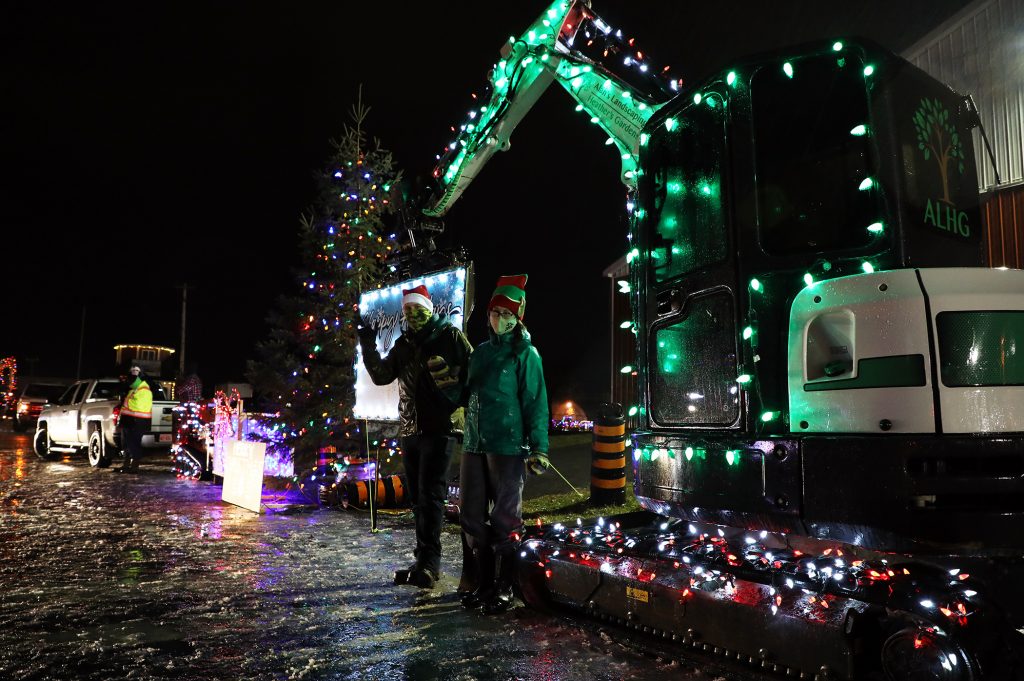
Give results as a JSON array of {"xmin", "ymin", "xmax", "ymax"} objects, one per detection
[
  {"xmin": 222, "ymin": 439, "xmax": 267, "ymax": 514},
  {"xmin": 354, "ymin": 267, "xmax": 469, "ymax": 421}
]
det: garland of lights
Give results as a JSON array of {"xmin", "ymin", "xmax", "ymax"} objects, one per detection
[
  {"xmin": 522, "ymin": 517, "xmax": 979, "ymax": 635},
  {"xmin": 0, "ymin": 357, "xmax": 16, "ymax": 415}
]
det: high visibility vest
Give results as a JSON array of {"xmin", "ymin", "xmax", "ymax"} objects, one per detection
[{"xmin": 122, "ymin": 379, "xmax": 153, "ymax": 419}]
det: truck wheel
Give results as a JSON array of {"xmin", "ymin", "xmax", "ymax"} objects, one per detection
[
  {"xmin": 881, "ymin": 626, "xmax": 973, "ymax": 681},
  {"xmin": 33, "ymin": 425, "xmax": 56, "ymax": 461},
  {"xmin": 88, "ymin": 428, "xmax": 111, "ymax": 468}
]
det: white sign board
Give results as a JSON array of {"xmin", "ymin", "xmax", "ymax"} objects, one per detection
[
  {"xmin": 222, "ymin": 439, "xmax": 267, "ymax": 514},
  {"xmin": 354, "ymin": 266, "xmax": 469, "ymax": 420}
]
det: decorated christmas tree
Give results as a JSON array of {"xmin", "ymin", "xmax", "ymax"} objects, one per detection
[{"xmin": 248, "ymin": 92, "xmax": 402, "ymax": 470}]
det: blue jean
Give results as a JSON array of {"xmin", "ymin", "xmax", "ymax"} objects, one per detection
[
  {"xmin": 459, "ymin": 451, "xmax": 527, "ymax": 558},
  {"xmin": 402, "ymin": 434, "xmax": 456, "ymax": 575}
]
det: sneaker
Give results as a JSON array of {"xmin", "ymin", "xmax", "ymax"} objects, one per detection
[{"xmin": 406, "ymin": 567, "xmax": 438, "ymax": 589}]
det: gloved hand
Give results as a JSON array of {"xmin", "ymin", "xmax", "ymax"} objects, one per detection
[
  {"xmin": 356, "ymin": 317, "xmax": 376, "ymax": 346},
  {"xmin": 426, "ymin": 355, "xmax": 459, "ymax": 390},
  {"xmin": 526, "ymin": 452, "xmax": 550, "ymax": 475}
]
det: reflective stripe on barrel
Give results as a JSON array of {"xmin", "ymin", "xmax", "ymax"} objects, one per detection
[
  {"xmin": 591, "ymin": 404, "xmax": 626, "ymax": 505},
  {"xmin": 346, "ymin": 474, "xmax": 408, "ymax": 508}
]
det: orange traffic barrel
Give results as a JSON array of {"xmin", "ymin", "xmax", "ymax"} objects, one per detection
[
  {"xmin": 345, "ymin": 474, "xmax": 408, "ymax": 509},
  {"xmin": 591, "ymin": 403, "xmax": 626, "ymax": 506}
]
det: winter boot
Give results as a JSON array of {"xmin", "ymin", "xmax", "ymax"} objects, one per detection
[
  {"xmin": 460, "ymin": 546, "xmax": 495, "ymax": 609},
  {"xmin": 481, "ymin": 552, "xmax": 515, "ymax": 615},
  {"xmin": 457, "ymin": 533, "xmax": 478, "ymax": 595},
  {"xmin": 406, "ymin": 566, "xmax": 438, "ymax": 589},
  {"xmin": 393, "ymin": 561, "xmax": 418, "ymax": 585}
]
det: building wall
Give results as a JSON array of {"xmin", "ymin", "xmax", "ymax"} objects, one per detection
[{"xmin": 903, "ymin": 0, "xmax": 1024, "ymax": 191}]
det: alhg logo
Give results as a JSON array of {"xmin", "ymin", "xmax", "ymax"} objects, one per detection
[{"xmin": 913, "ymin": 98, "xmax": 971, "ymax": 237}]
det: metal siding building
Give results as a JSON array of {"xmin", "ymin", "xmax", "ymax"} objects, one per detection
[{"xmin": 903, "ymin": 0, "xmax": 1024, "ymax": 267}]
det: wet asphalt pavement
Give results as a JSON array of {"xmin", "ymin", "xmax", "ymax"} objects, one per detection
[{"xmin": 0, "ymin": 426, "xmax": 711, "ymax": 681}]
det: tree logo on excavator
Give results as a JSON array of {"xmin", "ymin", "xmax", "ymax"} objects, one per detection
[{"xmin": 913, "ymin": 98, "xmax": 971, "ymax": 237}]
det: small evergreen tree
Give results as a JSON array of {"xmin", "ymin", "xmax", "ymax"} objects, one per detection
[{"xmin": 248, "ymin": 91, "xmax": 402, "ymax": 469}]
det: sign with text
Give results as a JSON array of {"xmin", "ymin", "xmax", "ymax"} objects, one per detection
[
  {"xmin": 222, "ymin": 439, "xmax": 267, "ymax": 514},
  {"xmin": 354, "ymin": 267, "xmax": 469, "ymax": 421}
]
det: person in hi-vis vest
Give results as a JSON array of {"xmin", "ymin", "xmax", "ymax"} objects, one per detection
[{"xmin": 116, "ymin": 364, "xmax": 152, "ymax": 473}]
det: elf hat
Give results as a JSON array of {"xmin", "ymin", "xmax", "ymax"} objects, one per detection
[
  {"xmin": 488, "ymin": 274, "xmax": 528, "ymax": 320},
  {"xmin": 402, "ymin": 285, "xmax": 433, "ymax": 314}
]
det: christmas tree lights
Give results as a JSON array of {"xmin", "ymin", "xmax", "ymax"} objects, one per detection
[{"xmin": 248, "ymin": 94, "xmax": 402, "ymax": 471}]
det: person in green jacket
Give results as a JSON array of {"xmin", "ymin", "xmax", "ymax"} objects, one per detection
[{"xmin": 459, "ymin": 274, "xmax": 550, "ymax": 614}]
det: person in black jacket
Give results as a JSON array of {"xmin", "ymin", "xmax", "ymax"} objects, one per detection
[{"xmin": 358, "ymin": 284, "xmax": 472, "ymax": 588}]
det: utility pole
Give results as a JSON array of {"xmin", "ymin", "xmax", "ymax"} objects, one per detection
[
  {"xmin": 76, "ymin": 306, "xmax": 86, "ymax": 380},
  {"xmin": 176, "ymin": 284, "xmax": 192, "ymax": 378}
]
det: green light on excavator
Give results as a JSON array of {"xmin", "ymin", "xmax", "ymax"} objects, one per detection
[
  {"xmin": 603, "ymin": 79, "xmax": 612, "ymax": 90},
  {"xmin": 701, "ymin": 183, "xmax": 712, "ymax": 195},
  {"xmin": 862, "ymin": 261, "xmax": 875, "ymax": 274},
  {"xmin": 685, "ymin": 447, "xmax": 694, "ymax": 461},
  {"xmin": 832, "ymin": 41, "xmax": 844, "ymax": 51},
  {"xmin": 850, "ymin": 124, "xmax": 868, "ymax": 136},
  {"xmin": 628, "ymin": 406, "xmax": 639, "ymax": 416},
  {"xmin": 640, "ymin": 133, "xmax": 650, "ymax": 146},
  {"xmin": 528, "ymin": 30, "xmax": 536, "ymax": 41},
  {"xmin": 590, "ymin": 116, "xmax": 600, "ymax": 123},
  {"xmin": 749, "ymin": 278, "xmax": 762, "ymax": 292},
  {"xmin": 863, "ymin": 65, "xmax": 875, "ymax": 76},
  {"xmin": 620, "ymin": 365, "xmax": 633, "ymax": 374},
  {"xmin": 622, "ymin": 91, "xmax": 632, "ymax": 99},
  {"xmin": 803, "ymin": 273, "xmax": 815, "ymax": 287},
  {"xmin": 667, "ymin": 181, "xmax": 682, "ymax": 194},
  {"xmin": 569, "ymin": 66, "xmax": 580, "ymax": 77},
  {"xmin": 571, "ymin": 77, "xmax": 583, "ymax": 89},
  {"xmin": 737, "ymin": 374, "xmax": 752, "ymax": 384},
  {"xmin": 727, "ymin": 71, "xmax": 736, "ymax": 86},
  {"xmin": 867, "ymin": 222, "xmax": 884, "ymax": 234},
  {"xmin": 761, "ymin": 411, "xmax": 776, "ymax": 422},
  {"xmin": 574, "ymin": 104, "xmax": 584, "ymax": 112},
  {"xmin": 743, "ymin": 326, "xmax": 753, "ymax": 340},
  {"xmin": 783, "ymin": 62, "xmax": 794, "ymax": 78},
  {"xmin": 619, "ymin": 321, "xmax": 633, "ymax": 330},
  {"xmin": 726, "ymin": 450, "xmax": 739, "ymax": 465},
  {"xmin": 605, "ymin": 137, "xmax": 615, "ymax": 145},
  {"xmin": 693, "ymin": 92, "xmax": 702, "ymax": 105},
  {"xmin": 665, "ymin": 118, "xmax": 677, "ymax": 132},
  {"xmin": 859, "ymin": 177, "xmax": 874, "ymax": 190}
]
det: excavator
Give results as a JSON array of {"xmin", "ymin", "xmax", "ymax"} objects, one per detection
[{"xmin": 417, "ymin": 2, "xmax": 1024, "ymax": 678}]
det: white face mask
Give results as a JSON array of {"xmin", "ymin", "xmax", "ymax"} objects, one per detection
[{"xmin": 489, "ymin": 308, "xmax": 517, "ymax": 335}]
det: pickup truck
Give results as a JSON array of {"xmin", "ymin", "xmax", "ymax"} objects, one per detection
[{"xmin": 33, "ymin": 378, "xmax": 177, "ymax": 467}]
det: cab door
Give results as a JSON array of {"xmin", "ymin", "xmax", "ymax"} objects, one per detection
[
  {"xmin": 639, "ymin": 89, "xmax": 741, "ymax": 431},
  {"xmin": 49, "ymin": 383, "xmax": 84, "ymax": 443}
]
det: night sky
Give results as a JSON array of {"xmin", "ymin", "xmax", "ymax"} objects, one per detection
[{"xmin": 4, "ymin": 1, "xmax": 970, "ymax": 405}]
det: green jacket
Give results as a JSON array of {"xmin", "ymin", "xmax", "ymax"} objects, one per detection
[{"xmin": 463, "ymin": 326, "xmax": 548, "ymax": 456}]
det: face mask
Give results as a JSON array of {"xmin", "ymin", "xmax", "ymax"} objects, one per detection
[
  {"xmin": 489, "ymin": 309, "xmax": 517, "ymax": 336},
  {"xmin": 404, "ymin": 305, "xmax": 431, "ymax": 332}
]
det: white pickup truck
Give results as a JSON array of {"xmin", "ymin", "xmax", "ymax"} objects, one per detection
[{"xmin": 34, "ymin": 378, "xmax": 177, "ymax": 468}]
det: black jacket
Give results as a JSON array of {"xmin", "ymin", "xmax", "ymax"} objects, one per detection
[{"xmin": 359, "ymin": 315, "xmax": 472, "ymax": 437}]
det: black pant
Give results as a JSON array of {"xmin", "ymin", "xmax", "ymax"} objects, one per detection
[
  {"xmin": 401, "ymin": 434, "xmax": 455, "ymax": 575},
  {"xmin": 459, "ymin": 451, "xmax": 527, "ymax": 559},
  {"xmin": 118, "ymin": 415, "xmax": 146, "ymax": 467}
]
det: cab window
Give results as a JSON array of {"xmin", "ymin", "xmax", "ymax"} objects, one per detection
[
  {"xmin": 641, "ymin": 97, "xmax": 728, "ymax": 284},
  {"xmin": 751, "ymin": 54, "xmax": 879, "ymax": 254}
]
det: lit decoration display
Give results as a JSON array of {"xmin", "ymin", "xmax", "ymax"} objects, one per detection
[
  {"xmin": 0, "ymin": 357, "xmax": 16, "ymax": 416},
  {"xmin": 247, "ymin": 94, "xmax": 402, "ymax": 469},
  {"xmin": 520, "ymin": 516, "xmax": 982, "ymax": 674},
  {"xmin": 210, "ymin": 388, "xmax": 242, "ymax": 477},
  {"xmin": 354, "ymin": 267, "xmax": 468, "ymax": 420},
  {"xmin": 423, "ymin": 0, "xmax": 681, "ymax": 217}
]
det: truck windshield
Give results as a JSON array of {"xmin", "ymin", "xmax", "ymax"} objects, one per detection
[
  {"xmin": 22, "ymin": 385, "xmax": 66, "ymax": 401},
  {"xmin": 750, "ymin": 53, "xmax": 880, "ymax": 255}
]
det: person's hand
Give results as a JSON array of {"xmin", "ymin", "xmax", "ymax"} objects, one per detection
[
  {"xmin": 427, "ymin": 355, "xmax": 458, "ymax": 390},
  {"xmin": 526, "ymin": 452, "xmax": 550, "ymax": 475},
  {"xmin": 356, "ymin": 317, "xmax": 376, "ymax": 345}
]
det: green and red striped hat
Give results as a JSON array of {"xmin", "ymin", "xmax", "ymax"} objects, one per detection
[{"xmin": 488, "ymin": 274, "xmax": 528, "ymax": 320}]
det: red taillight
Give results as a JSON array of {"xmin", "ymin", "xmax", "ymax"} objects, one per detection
[{"xmin": 112, "ymin": 406, "xmax": 121, "ymax": 426}]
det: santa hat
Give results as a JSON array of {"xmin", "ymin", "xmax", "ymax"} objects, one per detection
[
  {"xmin": 488, "ymin": 274, "xmax": 528, "ymax": 320},
  {"xmin": 402, "ymin": 285, "xmax": 433, "ymax": 313}
]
